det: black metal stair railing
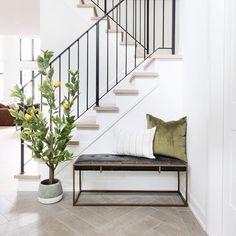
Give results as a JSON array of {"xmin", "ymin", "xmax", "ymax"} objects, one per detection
[
  {"xmin": 90, "ymin": 0, "xmax": 176, "ymax": 55},
  {"xmin": 18, "ymin": 0, "xmax": 176, "ymax": 174}
]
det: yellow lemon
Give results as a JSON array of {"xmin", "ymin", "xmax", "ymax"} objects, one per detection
[
  {"xmin": 53, "ymin": 81, "xmax": 61, "ymax": 88},
  {"xmin": 24, "ymin": 114, "xmax": 33, "ymax": 121},
  {"xmin": 63, "ymin": 103, "xmax": 70, "ymax": 110}
]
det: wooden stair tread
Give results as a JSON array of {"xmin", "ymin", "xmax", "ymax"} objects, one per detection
[
  {"xmin": 68, "ymin": 140, "xmax": 80, "ymax": 145},
  {"xmin": 76, "ymin": 123, "xmax": 100, "ymax": 129},
  {"xmin": 91, "ymin": 16, "xmax": 107, "ymax": 21},
  {"xmin": 151, "ymin": 54, "xmax": 183, "ymax": 59},
  {"xmin": 130, "ymin": 71, "xmax": 159, "ymax": 82},
  {"xmin": 132, "ymin": 72, "xmax": 159, "ymax": 77},
  {"xmin": 113, "ymin": 89, "xmax": 139, "ymax": 95},
  {"xmin": 77, "ymin": 3, "xmax": 98, "ymax": 16},
  {"xmin": 94, "ymin": 106, "xmax": 119, "ymax": 112},
  {"xmin": 106, "ymin": 29, "xmax": 123, "ymax": 33},
  {"xmin": 14, "ymin": 174, "xmax": 41, "ymax": 180},
  {"xmin": 120, "ymin": 41, "xmax": 136, "ymax": 46},
  {"xmin": 77, "ymin": 3, "xmax": 96, "ymax": 8},
  {"xmin": 136, "ymin": 53, "xmax": 183, "ymax": 59}
]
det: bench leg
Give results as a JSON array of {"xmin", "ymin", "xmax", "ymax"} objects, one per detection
[
  {"xmin": 79, "ymin": 170, "xmax": 82, "ymax": 192},
  {"xmin": 177, "ymin": 169, "xmax": 188, "ymax": 207},
  {"xmin": 178, "ymin": 171, "xmax": 180, "ymax": 192},
  {"xmin": 73, "ymin": 168, "xmax": 75, "ymax": 205},
  {"xmin": 186, "ymin": 167, "xmax": 188, "ymax": 204},
  {"xmin": 73, "ymin": 170, "xmax": 82, "ymax": 206},
  {"xmin": 73, "ymin": 169, "xmax": 188, "ymax": 207}
]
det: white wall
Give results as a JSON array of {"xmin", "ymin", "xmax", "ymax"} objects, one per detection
[
  {"xmin": 40, "ymin": 0, "xmax": 94, "ymax": 56},
  {"xmin": 0, "ymin": 0, "xmax": 39, "ymax": 35},
  {"xmin": 181, "ymin": 0, "xmax": 209, "ymax": 230},
  {"xmin": 207, "ymin": 0, "xmax": 225, "ymax": 235}
]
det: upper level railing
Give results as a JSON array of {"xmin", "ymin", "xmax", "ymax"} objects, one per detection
[{"xmin": 18, "ymin": 0, "xmax": 176, "ymax": 174}]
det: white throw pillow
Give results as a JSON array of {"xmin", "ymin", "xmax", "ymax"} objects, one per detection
[{"xmin": 113, "ymin": 127, "xmax": 156, "ymax": 159}]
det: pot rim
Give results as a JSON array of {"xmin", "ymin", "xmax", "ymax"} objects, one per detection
[{"xmin": 40, "ymin": 179, "xmax": 60, "ymax": 185}]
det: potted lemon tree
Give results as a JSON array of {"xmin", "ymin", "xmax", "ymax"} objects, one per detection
[{"xmin": 9, "ymin": 51, "xmax": 79, "ymax": 204}]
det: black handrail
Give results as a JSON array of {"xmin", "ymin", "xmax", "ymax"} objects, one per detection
[{"xmin": 18, "ymin": 0, "xmax": 176, "ymax": 174}]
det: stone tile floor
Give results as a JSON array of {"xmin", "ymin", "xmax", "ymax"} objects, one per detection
[{"xmin": 0, "ymin": 191, "xmax": 208, "ymax": 236}]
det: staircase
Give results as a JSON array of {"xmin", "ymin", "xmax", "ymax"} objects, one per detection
[{"xmin": 15, "ymin": 0, "xmax": 180, "ymax": 182}]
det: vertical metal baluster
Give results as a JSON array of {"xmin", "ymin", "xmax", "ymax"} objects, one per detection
[
  {"xmin": 147, "ymin": 0, "xmax": 149, "ymax": 55},
  {"xmin": 125, "ymin": 0, "xmax": 128, "ymax": 75},
  {"xmin": 20, "ymin": 70, "xmax": 23, "ymax": 87},
  {"xmin": 20, "ymin": 131, "xmax": 24, "ymax": 174},
  {"xmin": 68, "ymin": 48, "xmax": 71, "ymax": 100},
  {"xmin": 32, "ymin": 71, "xmax": 35, "ymax": 101},
  {"xmin": 77, "ymin": 40, "xmax": 80, "ymax": 117},
  {"xmin": 133, "ymin": 0, "xmax": 135, "ymax": 37},
  {"xmin": 40, "ymin": 74, "xmax": 43, "ymax": 111},
  {"xmin": 104, "ymin": 0, "xmax": 107, "ymax": 13},
  {"xmin": 153, "ymin": 0, "xmax": 156, "ymax": 51},
  {"xmin": 172, "ymin": 0, "xmax": 176, "ymax": 54},
  {"xmin": 139, "ymin": 0, "xmax": 141, "ymax": 43},
  {"xmin": 20, "ymin": 70, "xmax": 24, "ymax": 174},
  {"xmin": 135, "ymin": 0, "xmax": 137, "ymax": 67},
  {"xmin": 116, "ymin": 8, "xmax": 118, "ymax": 84},
  {"xmin": 112, "ymin": 0, "xmax": 114, "ymax": 17},
  {"xmin": 107, "ymin": 16, "xmax": 109, "ymax": 92},
  {"xmin": 119, "ymin": 3, "xmax": 121, "ymax": 24},
  {"xmin": 96, "ymin": 23, "xmax": 100, "ymax": 107},
  {"xmin": 144, "ymin": 0, "xmax": 146, "ymax": 58},
  {"xmin": 162, "ymin": 0, "xmax": 165, "ymax": 48},
  {"xmin": 59, "ymin": 56, "xmax": 61, "ymax": 116},
  {"xmin": 86, "ymin": 33, "xmax": 89, "ymax": 109}
]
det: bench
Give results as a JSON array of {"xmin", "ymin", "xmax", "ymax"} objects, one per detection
[{"xmin": 73, "ymin": 154, "xmax": 188, "ymax": 207}]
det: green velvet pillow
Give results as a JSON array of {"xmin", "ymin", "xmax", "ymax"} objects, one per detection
[{"xmin": 146, "ymin": 114, "xmax": 187, "ymax": 162}]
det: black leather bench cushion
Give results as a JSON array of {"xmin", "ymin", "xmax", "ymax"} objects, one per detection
[{"xmin": 74, "ymin": 154, "xmax": 187, "ymax": 171}]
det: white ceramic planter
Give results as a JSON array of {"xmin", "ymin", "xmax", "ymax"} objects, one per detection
[{"xmin": 38, "ymin": 179, "xmax": 63, "ymax": 204}]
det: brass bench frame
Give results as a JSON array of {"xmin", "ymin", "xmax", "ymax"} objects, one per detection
[{"xmin": 73, "ymin": 163, "xmax": 188, "ymax": 207}]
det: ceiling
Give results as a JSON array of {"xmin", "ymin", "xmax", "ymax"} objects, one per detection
[{"xmin": 0, "ymin": 0, "xmax": 39, "ymax": 35}]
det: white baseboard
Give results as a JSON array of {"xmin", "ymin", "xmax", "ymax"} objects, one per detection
[
  {"xmin": 17, "ymin": 179, "xmax": 40, "ymax": 191},
  {"xmin": 188, "ymin": 192, "xmax": 207, "ymax": 232},
  {"xmin": 207, "ymin": 233, "xmax": 223, "ymax": 236},
  {"xmin": 180, "ymin": 179, "xmax": 209, "ymax": 235}
]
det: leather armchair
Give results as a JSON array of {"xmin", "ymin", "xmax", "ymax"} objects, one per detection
[{"xmin": 0, "ymin": 103, "xmax": 15, "ymax": 126}]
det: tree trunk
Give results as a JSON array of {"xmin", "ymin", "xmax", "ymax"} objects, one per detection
[{"xmin": 49, "ymin": 165, "xmax": 54, "ymax": 185}]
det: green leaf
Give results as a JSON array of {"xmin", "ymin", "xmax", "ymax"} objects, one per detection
[
  {"xmin": 48, "ymin": 68, "xmax": 54, "ymax": 80},
  {"xmin": 38, "ymin": 69, "xmax": 47, "ymax": 76},
  {"xmin": 8, "ymin": 109, "xmax": 18, "ymax": 118}
]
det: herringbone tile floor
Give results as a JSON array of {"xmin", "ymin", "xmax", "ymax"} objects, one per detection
[{"xmin": 0, "ymin": 192, "xmax": 208, "ymax": 236}]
